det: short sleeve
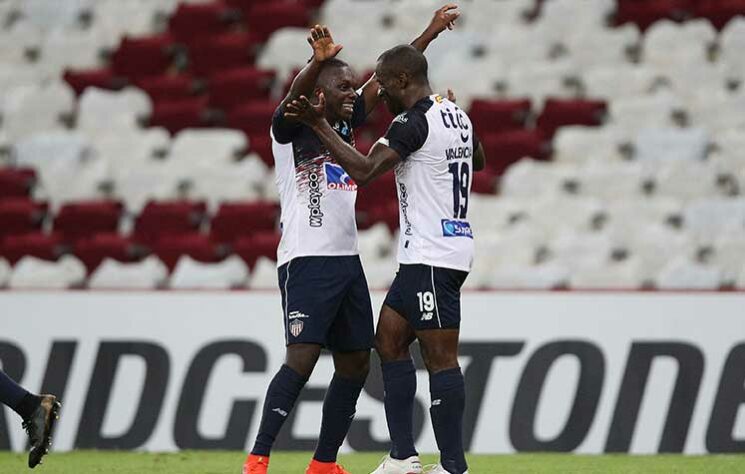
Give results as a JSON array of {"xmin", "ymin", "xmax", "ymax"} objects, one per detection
[
  {"xmin": 271, "ymin": 104, "xmax": 302, "ymax": 144},
  {"xmin": 381, "ymin": 111, "xmax": 429, "ymax": 160},
  {"xmin": 350, "ymin": 93, "xmax": 366, "ymax": 129}
]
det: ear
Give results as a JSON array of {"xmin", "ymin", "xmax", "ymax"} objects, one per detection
[
  {"xmin": 313, "ymin": 86, "xmax": 324, "ymax": 102},
  {"xmin": 397, "ymin": 72, "xmax": 410, "ymax": 89}
]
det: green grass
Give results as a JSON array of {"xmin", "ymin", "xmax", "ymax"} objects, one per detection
[{"xmin": 0, "ymin": 451, "xmax": 744, "ymax": 473}]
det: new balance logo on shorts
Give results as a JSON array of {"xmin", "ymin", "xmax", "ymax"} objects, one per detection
[
  {"xmin": 441, "ymin": 219, "xmax": 473, "ymax": 238},
  {"xmin": 324, "ymin": 163, "xmax": 357, "ymax": 191}
]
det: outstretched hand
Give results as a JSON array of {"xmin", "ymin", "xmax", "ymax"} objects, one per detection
[
  {"xmin": 428, "ymin": 3, "xmax": 460, "ymax": 34},
  {"xmin": 284, "ymin": 94, "xmax": 327, "ymax": 127},
  {"xmin": 307, "ymin": 25, "xmax": 343, "ymax": 62}
]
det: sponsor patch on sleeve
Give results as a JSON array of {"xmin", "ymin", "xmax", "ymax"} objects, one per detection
[{"xmin": 441, "ymin": 219, "xmax": 474, "ymax": 239}]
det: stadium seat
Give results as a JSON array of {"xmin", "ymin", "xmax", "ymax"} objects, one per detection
[
  {"xmin": 0, "ymin": 168, "xmax": 36, "ymax": 199},
  {"xmin": 18, "ymin": 0, "xmax": 89, "ymax": 31},
  {"xmin": 9, "ymin": 255, "xmax": 87, "ymax": 289},
  {"xmin": 626, "ymin": 224, "xmax": 696, "ymax": 279},
  {"xmin": 180, "ymin": 157, "xmax": 268, "ymax": 211},
  {"xmin": 506, "ymin": 62, "xmax": 576, "ymax": 106},
  {"xmin": 614, "ymin": 0, "xmax": 694, "ymax": 31},
  {"xmin": 246, "ymin": 135, "xmax": 274, "ymax": 168},
  {"xmin": 719, "ymin": 17, "xmax": 745, "ymax": 71},
  {"xmin": 74, "ymin": 233, "xmax": 144, "ymax": 273},
  {"xmin": 485, "ymin": 262, "xmax": 571, "ymax": 290},
  {"xmin": 569, "ymin": 258, "xmax": 646, "ymax": 289},
  {"xmin": 547, "ymin": 231, "xmax": 616, "ymax": 272},
  {"xmin": 499, "ymin": 158, "xmax": 572, "ymax": 198},
  {"xmin": 133, "ymin": 200, "xmax": 207, "ymax": 246},
  {"xmin": 152, "ymin": 233, "xmax": 222, "ymax": 271},
  {"xmin": 168, "ymin": 128, "xmax": 247, "ymax": 165},
  {"xmin": 1, "ymin": 82, "xmax": 75, "ymax": 140},
  {"xmin": 711, "ymin": 235, "xmax": 745, "ymax": 283},
  {"xmin": 686, "ymin": 90, "xmax": 745, "ymax": 131},
  {"xmin": 604, "ymin": 197, "xmax": 683, "ymax": 232},
  {"xmin": 92, "ymin": 127, "xmax": 171, "ymax": 169},
  {"xmin": 1, "ymin": 233, "xmax": 65, "ymax": 265},
  {"xmin": 149, "ymin": 96, "xmax": 211, "ymax": 134},
  {"xmin": 683, "ymin": 197, "xmax": 745, "ymax": 240},
  {"xmin": 357, "ymin": 223, "xmax": 393, "ymax": 264},
  {"xmin": 78, "ymin": 87, "xmax": 152, "ymax": 132},
  {"xmin": 247, "ymin": 256, "xmax": 278, "ymax": 289},
  {"xmin": 52, "ymin": 201, "xmax": 123, "ymax": 244},
  {"xmin": 468, "ymin": 99, "xmax": 532, "ymax": 134},
  {"xmin": 189, "ymin": 32, "xmax": 259, "ymax": 77},
  {"xmin": 0, "ymin": 258, "xmax": 10, "ymax": 288},
  {"xmin": 135, "ymin": 74, "xmax": 198, "ymax": 102},
  {"xmin": 695, "ymin": 0, "xmax": 745, "ymax": 30},
  {"xmin": 471, "ymin": 170, "xmax": 497, "ymax": 194},
  {"xmin": 111, "ymin": 34, "xmax": 176, "ymax": 79},
  {"xmin": 226, "ymin": 100, "xmax": 278, "ymax": 137},
  {"xmin": 62, "ymin": 68, "xmax": 120, "ymax": 95},
  {"xmin": 356, "ymin": 172, "xmax": 397, "ymax": 214},
  {"xmin": 536, "ymin": 98, "xmax": 607, "ymax": 138},
  {"xmin": 609, "ymin": 92, "xmax": 685, "ymax": 131},
  {"xmin": 576, "ymin": 162, "xmax": 646, "ymax": 200},
  {"xmin": 360, "ymin": 255, "xmax": 397, "ymax": 290},
  {"xmin": 482, "ymin": 131, "xmax": 548, "ymax": 176},
  {"xmin": 208, "ymin": 66, "xmax": 275, "ymax": 111},
  {"xmin": 364, "ymin": 201, "xmax": 400, "ymax": 233},
  {"xmin": 88, "ymin": 255, "xmax": 169, "ymax": 289},
  {"xmin": 552, "ymin": 126, "xmax": 627, "ymax": 163},
  {"xmin": 655, "ymin": 256, "xmax": 723, "ymax": 289},
  {"xmin": 633, "ymin": 127, "xmax": 709, "ymax": 162},
  {"xmin": 582, "ymin": 64, "xmax": 661, "ymax": 100},
  {"xmin": 245, "ymin": 2, "xmax": 310, "ymax": 42},
  {"xmin": 256, "ymin": 28, "xmax": 313, "ymax": 83},
  {"xmin": 529, "ymin": 195, "xmax": 605, "ymax": 238},
  {"xmin": 210, "ymin": 202, "xmax": 279, "ymax": 244},
  {"xmin": 643, "ymin": 19, "xmax": 715, "ymax": 69},
  {"xmin": 168, "ymin": 0, "xmax": 233, "ymax": 46},
  {"xmin": 169, "ymin": 255, "xmax": 249, "ymax": 289},
  {"xmin": 0, "ymin": 199, "xmax": 47, "ymax": 240},
  {"xmin": 233, "ymin": 231, "xmax": 280, "ymax": 268},
  {"xmin": 39, "ymin": 27, "xmax": 107, "ymax": 77}
]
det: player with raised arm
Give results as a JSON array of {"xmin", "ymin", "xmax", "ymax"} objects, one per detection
[
  {"xmin": 242, "ymin": 6, "xmax": 460, "ymax": 474},
  {"xmin": 284, "ymin": 42, "xmax": 486, "ymax": 474},
  {"xmin": 0, "ymin": 369, "xmax": 60, "ymax": 468}
]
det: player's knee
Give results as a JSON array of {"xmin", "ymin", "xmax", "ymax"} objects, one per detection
[
  {"xmin": 421, "ymin": 346, "xmax": 458, "ymax": 373},
  {"xmin": 334, "ymin": 350, "xmax": 370, "ymax": 382},
  {"xmin": 375, "ymin": 331, "xmax": 409, "ymax": 362},
  {"xmin": 285, "ymin": 344, "xmax": 321, "ymax": 378}
]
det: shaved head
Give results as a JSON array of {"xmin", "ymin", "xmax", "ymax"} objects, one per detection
[{"xmin": 377, "ymin": 44, "xmax": 429, "ymax": 84}]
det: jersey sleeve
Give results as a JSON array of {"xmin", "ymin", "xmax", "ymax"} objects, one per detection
[
  {"xmin": 381, "ymin": 110, "xmax": 429, "ymax": 160},
  {"xmin": 351, "ymin": 93, "xmax": 366, "ymax": 128},
  {"xmin": 271, "ymin": 104, "xmax": 302, "ymax": 144}
]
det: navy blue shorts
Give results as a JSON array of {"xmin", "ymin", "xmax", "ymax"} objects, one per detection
[
  {"xmin": 383, "ymin": 264, "xmax": 469, "ymax": 330},
  {"xmin": 278, "ymin": 255, "xmax": 374, "ymax": 352}
]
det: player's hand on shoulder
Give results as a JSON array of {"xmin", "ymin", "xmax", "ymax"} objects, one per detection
[
  {"xmin": 307, "ymin": 24, "xmax": 343, "ymax": 62},
  {"xmin": 427, "ymin": 3, "xmax": 460, "ymax": 34},
  {"xmin": 446, "ymin": 88, "xmax": 457, "ymax": 103},
  {"xmin": 284, "ymin": 94, "xmax": 326, "ymax": 126}
]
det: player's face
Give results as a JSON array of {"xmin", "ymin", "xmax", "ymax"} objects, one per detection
[
  {"xmin": 375, "ymin": 65, "xmax": 405, "ymax": 116},
  {"xmin": 318, "ymin": 66, "xmax": 357, "ymax": 121}
]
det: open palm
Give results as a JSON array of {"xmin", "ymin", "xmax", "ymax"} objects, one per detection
[{"xmin": 307, "ymin": 25, "xmax": 343, "ymax": 62}]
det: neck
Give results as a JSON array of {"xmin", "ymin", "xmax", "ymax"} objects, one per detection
[{"xmin": 402, "ymin": 83, "xmax": 433, "ymax": 111}]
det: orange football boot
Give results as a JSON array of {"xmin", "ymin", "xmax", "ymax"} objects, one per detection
[
  {"xmin": 243, "ymin": 454, "xmax": 270, "ymax": 474},
  {"xmin": 305, "ymin": 459, "xmax": 351, "ymax": 474}
]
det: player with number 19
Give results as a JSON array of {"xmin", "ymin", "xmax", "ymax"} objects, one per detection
[{"xmin": 285, "ymin": 40, "xmax": 485, "ymax": 474}]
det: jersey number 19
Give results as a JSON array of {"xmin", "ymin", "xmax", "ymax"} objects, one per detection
[{"xmin": 448, "ymin": 162, "xmax": 470, "ymax": 219}]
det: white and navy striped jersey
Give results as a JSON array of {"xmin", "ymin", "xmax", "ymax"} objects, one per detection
[
  {"xmin": 379, "ymin": 94, "xmax": 479, "ymax": 273},
  {"xmin": 271, "ymin": 95, "xmax": 366, "ymax": 266}
]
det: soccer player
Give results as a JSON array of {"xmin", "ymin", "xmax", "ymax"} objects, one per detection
[
  {"xmin": 284, "ymin": 43, "xmax": 486, "ymax": 474},
  {"xmin": 0, "ymin": 369, "xmax": 60, "ymax": 468},
  {"xmin": 242, "ymin": 6, "xmax": 460, "ymax": 474}
]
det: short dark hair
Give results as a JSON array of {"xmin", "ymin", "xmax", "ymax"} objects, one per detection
[
  {"xmin": 377, "ymin": 44, "xmax": 428, "ymax": 83},
  {"xmin": 316, "ymin": 57, "xmax": 351, "ymax": 85}
]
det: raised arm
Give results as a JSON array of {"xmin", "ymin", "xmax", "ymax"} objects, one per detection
[
  {"xmin": 287, "ymin": 94, "xmax": 400, "ymax": 186},
  {"xmin": 282, "ymin": 25, "xmax": 343, "ymax": 106},
  {"xmin": 360, "ymin": 4, "xmax": 461, "ymax": 116}
]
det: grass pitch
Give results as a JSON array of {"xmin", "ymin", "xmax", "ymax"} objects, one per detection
[{"xmin": 0, "ymin": 451, "xmax": 743, "ymax": 473}]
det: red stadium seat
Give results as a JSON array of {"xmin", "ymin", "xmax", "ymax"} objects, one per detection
[
  {"xmin": 211, "ymin": 202, "xmax": 279, "ymax": 244},
  {"xmin": 247, "ymin": 134, "xmax": 274, "ymax": 167},
  {"xmin": 468, "ymin": 99, "xmax": 532, "ymax": 134},
  {"xmin": 168, "ymin": 1, "xmax": 234, "ymax": 46},
  {"xmin": 615, "ymin": 0, "xmax": 694, "ymax": 30},
  {"xmin": 0, "ymin": 199, "xmax": 47, "ymax": 240},
  {"xmin": 233, "ymin": 231, "xmax": 280, "ymax": 268},
  {"xmin": 152, "ymin": 233, "xmax": 221, "ymax": 271},
  {"xmin": 149, "ymin": 97, "xmax": 211, "ymax": 134},
  {"xmin": 244, "ymin": 2, "xmax": 310, "ymax": 41},
  {"xmin": 365, "ymin": 201, "xmax": 399, "ymax": 232},
  {"xmin": 63, "ymin": 68, "xmax": 120, "ymax": 95},
  {"xmin": 1, "ymin": 233, "xmax": 64, "ymax": 265},
  {"xmin": 74, "ymin": 233, "xmax": 144, "ymax": 273},
  {"xmin": 356, "ymin": 172, "xmax": 397, "ymax": 214},
  {"xmin": 471, "ymin": 170, "xmax": 498, "ymax": 195},
  {"xmin": 133, "ymin": 200, "xmax": 207, "ymax": 246},
  {"xmin": 208, "ymin": 66, "xmax": 275, "ymax": 111},
  {"xmin": 189, "ymin": 32, "xmax": 260, "ymax": 77},
  {"xmin": 695, "ymin": 0, "xmax": 745, "ymax": 29},
  {"xmin": 482, "ymin": 130, "xmax": 549, "ymax": 175},
  {"xmin": 112, "ymin": 34, "xmax": 176, "ymax": 79},
  {"xmin": 536, "ymin": 98, "xmax": 608, "ymax": 138},
  {"xmin": 135, "ymin": 74, "xmax": 198, "ymax": 102},
  {"xmin": 227, "ymin": 100, "xmax": 278, "ymax": 136},
  {"xmin": 53, "ymin": 201, "xmax": 123, "ymax": 244},
  {"xmin": 0, "ymin": 168, "xmax": 36, "ymax": 199}
]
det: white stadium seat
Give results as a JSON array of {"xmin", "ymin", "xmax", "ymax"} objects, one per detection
[
  {"xmin": 9, "ymin": 255, "xmax": 87, "ymax": 289},
  {"xmin": 569, "ymin": 258, "xmax": 646, "ymax": 290},
  {"xmin": 655, "ymin": 256, "xmax": 723, "ymax": 290},
  {"xmin": 358, "ymin": 223, "xmax": 393, "ymax": 263},
  {"xmin": 169, "ymin": 255, "xmax": 249, "ymax": 290},
  {"xmin": 547, "ymin": 231, "xmax": 615, "ymax": 272},
  {"xmin": 1, "ymin": 82, "xmax": 75, "ymax": 140},
  {"xmin": 89, "ymin": 256, "xmax": 169, "ymax": 289},
  {"xmin": 604, "ymin": 197, "xmax": 683, "ymax": 231},
  {"xmin": 643, "ymin": 19, "xmax": 715, "ymax": 70},
  {"xmin": 168, "ymin": 129, "xmax": 247, "ymax": 165},
  {"xmin": 633, "ymin": 127, "xmax": 709, "ymax": 162},
  {"xmin": 711, "ymin": 236, "xmax": 745, "ymax": 283},
  {"xmin": 576, "ymin": 161, "xmax": 645, "ymax": 200},
  {"xmin": 485, "ymin": 262, "xmax": 570, "ymax": 290},
  {"xmin": 248, "ymin": 256, "xmax": 279, "ymax": 290},
  {"xmin": 77, "ymin": 87, "xmax": 152, "ymax": 133},
  {"xmin": 719, "ymin": 17, "xmax": 745, "ymax": 73},
  {"xmin": 500, "ymin": 158, "xmax": 575, "ymax": 198},
  {"xmin": 626, "ymin": 225, "xmax": 696, "ymax": 279},
  {"xmin": 257, "ymin": 28, "xmax": 318, "ymax": 87},
  {"xmin": 528, "ymin": 195, "xmax": 604, "ymax": 237},
  {"xmin": 552, "ymin": 126, "xmax": 627, "ymax": 163},
  {"xmin": 651, "ymin": 161, "xmax": 720, "ymax": 202},
  {"xmin": 18, "ymin": 0, "xmax": 91, "ymax": 31},
  {"xmin": 582, "ymin": 64, "xmax": 661, "ymax": 100},
  {"xmin": 609, "ymin": 92, "xmax": 685, "ymax": 132},
  {"xmin": 183, "ymin": 158, "xmax": 267, "ymax": 213},
  {"xmin": 565, "ymin": 24, "xmax": 640, "ymax": 71},
  {"xmin": 683, "ymin": 197, "xmax": 745, "ymax": 242}
]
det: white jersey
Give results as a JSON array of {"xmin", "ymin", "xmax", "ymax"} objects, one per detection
[
  {"xmin": 379, "ymin": 94, "xmax": 478, "ymax": 272},
  {"xmin": 271, "ymin": 95, "xmax": 366, "ymax": 266}
]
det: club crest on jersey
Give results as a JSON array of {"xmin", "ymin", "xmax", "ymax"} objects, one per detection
[
  {"xmin": 324, "ymin": 163, "xmax": 357, "ymax": 191},
  {"xmin": 289, "ymin": 318, "xmax": 304, "ymax": 337},
  {"xmin": 393, "ymin": 113, "xmax": 408, "ymax": 125},
  {"xmin": 441, "ymin": 219, "xmax": 474, "ymax": 239}
]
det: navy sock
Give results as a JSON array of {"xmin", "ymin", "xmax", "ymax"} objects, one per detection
[
  {"xmin": 382, "ymin": 359, "xmax": 418, "ymax": 460},
  {"xmin": 251, "ymin": 364, "xmax": 307, "ymax": 456},
  {"xmin": 313, "ymin": 374, "xmax": 365, "ymax": 462},
  {"xmin": 429, "ymin": 368, "xmax": 467, "ymax": 474},
  {"xmin": 0, "ymin": 370, "xmax": 34, "ymax": 419}
]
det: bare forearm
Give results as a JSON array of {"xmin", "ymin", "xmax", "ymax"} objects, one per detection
[
  {"xmin": 312, "ymin": 121, "xmax": 374, "ymax": 182},
  {"xmin": 286, "ymin": 59, "xmax": 323, "ymax": 101},
  {"xmin": 411, "ymin": 28, "xmax": 440, "ymax": 52}
]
